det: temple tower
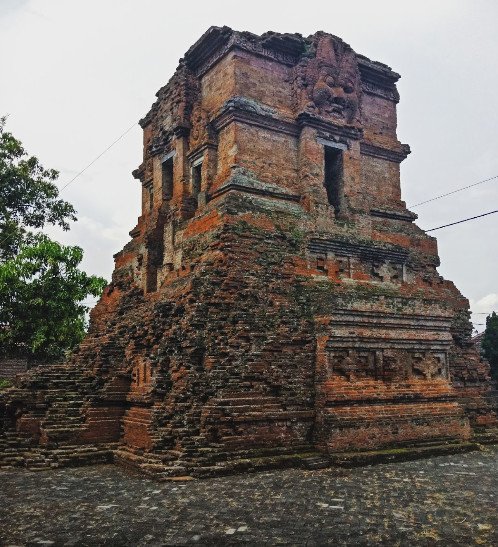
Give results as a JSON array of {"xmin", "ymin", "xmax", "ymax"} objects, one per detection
[{"xmin": 1, "ymin": 27, "xmax": 496, "ymax": 476}]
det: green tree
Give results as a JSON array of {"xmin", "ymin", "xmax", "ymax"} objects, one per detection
[
  {"xmin": 482, "ymin": 311, "xmax": 498, "ymax": 381},
  {"xmin": 0, "ymin": 116, "xmax": 76, "ymax": 260},
  {"xmin": 0, "ymin": 117, "xmax": 106, "ymax": 362}
]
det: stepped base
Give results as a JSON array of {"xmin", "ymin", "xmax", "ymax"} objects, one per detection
[
  {"xmin": 472, "ymin": 428, "xmax": 498, "ymax": 444},
  {"xmin": 327, "ymin": 441, "xmax": 480, "ymax": 467},
  {"xmin": 114, "ymin": 444, "xmax": 322, "ymax": 480},
  {"xmin": 0, "ymin": 440, "xmax": 116, "ymax": 471},
  {"xmin": 111, "ymin": 440, "xmax": 489, "ymax": 480},
  {"xmin": 2, "ymin": 431, "xmax": 494, "ymax": 477}
]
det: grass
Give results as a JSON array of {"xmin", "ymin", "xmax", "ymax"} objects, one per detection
[{"xmin": 0, "ymin": 378, "xmax": 12, "ymax": 389}]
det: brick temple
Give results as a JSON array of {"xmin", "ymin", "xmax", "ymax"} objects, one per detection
[{"xmin": 1, "ymin": 27, "xmax": 496, "ymax": 476}]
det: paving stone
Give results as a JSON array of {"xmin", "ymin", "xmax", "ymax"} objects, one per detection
[{"xmin": 0, "ymin": 447, "xmax": 497, "ymax": 546}]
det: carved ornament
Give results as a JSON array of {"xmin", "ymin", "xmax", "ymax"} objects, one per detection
[{"xmin": 294, "ymin": 35, "xmax": 361, "ymax": 124}]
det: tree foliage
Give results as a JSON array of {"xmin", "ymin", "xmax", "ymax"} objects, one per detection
[
  {"xmin": 482, "ymin": 311, "xmax": 498, "ymax": 381},
  {"xmin": 0, "ymin": 236, "xmax": 106, "ymax": 360},
  {"xmin": 0, "ymin": 117, "xmax": 107, "ymax": 361},
  {"xmin": 0, "ymin": 116, "xmax": 76, "ymax": 260}
]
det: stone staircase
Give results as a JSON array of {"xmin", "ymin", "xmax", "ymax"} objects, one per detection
[
  {"xmin": 0, "ymin": 363, "xmax": 118, "ymax": 470},
  {"xmin": 27, "ymin": 365, "xmax": 93, "ymax": 445},
  {"xmin": 113, "ymin": 391, "xmax": 318, "ymax": 479},
  {"xmin": 0, "ymin": 431, "xmax": 36, "ymax": 468},
  {"xmin": 41, "ymin": 394, "xmax": 87, "ymax": 442}
]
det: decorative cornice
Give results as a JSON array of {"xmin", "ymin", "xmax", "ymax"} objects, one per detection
[
  {"xmin": 173, "ymin": 123, "xmax": 190, "ymax": 138},
  {"xmin": 328, "ymin": 309, "xmax": 452, "ymax": 329},
  {"xmin": 297, "ymin": 112, "xmax": 363, "ymax": 141},
  {"xmin": 184, "ymin": 27, "xmax": 306, "ymax": 77},
  {"xmin": 132, "ymin": 163, "xmax": 145, "ymax": 181},
  {"xmin": 183, "ymin": 26, "xmax": 233, "ymax": 75},
  {"xmin": 325, "ymin": 336, "xmax": 451, "ymax": 351},
  {"xmin": 210, "ymin": 181, "xmax": 301, "ymax": 203},
  {"xmin": 357, "ymin": 55, "xmax": 400, "ymax": 84},
  {"xmin": 139, "ymin": 107, "xmax": 157, "ymax": 129},
  {"xmin": 370, "ymin": 208, "xmax": 417, "ymax": 222},
  {"xmin": 187, "ymin": 142, "xmax": 217, "ymax": 162},
  {"xmin": 326, "ymin": 395, "xmax": 456, "ymax": 407},
  {"xmin": 358, "ymin": 55, "xmax": 400, "ymax": 103},
  {"xmin": 360, "ymin": 142, "xmax": 411, "ymax": 163},
  {"xmin": 129, "ymin": 224, "xmax": 141, "ymax": 239},
  {"xmin": 212, "ymin": 97, "xmax": 299, "ymax": 137},
  {"xmin": 209, "ymin": 169, "xmax": 301, "ymax": 204},
  {"xmin": 361, "ymin": 81, "xmax": 400, "ymax": 102},
  {"xmin": 211, "ymin": 98, "xmax": 366, "ymax": 143}
]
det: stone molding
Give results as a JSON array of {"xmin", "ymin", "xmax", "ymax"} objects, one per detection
[
  {"xmin": 361, "ymin": 81, "xmax": 400, "ymax": 102},
  {"xmin": 297, "ymin": 112, "xmax": 363, "ymax": 141},
  {"xmin": 308, "ymin": 237, "xmax": 409, "ymax": 264},
  {"xmin": 209, "ymin": 173, "xmax": 301, "ymax": 203},
  {"xmin": 184, "ymin": 26, "xmax": 305, "ymax": 77},
  {"xmin": 183, "ymin": 27, "xmax": 401, "ymax": 105},
  {"xmin": 360, "ymin": 142, "xmax": 411, "ymax": 163},
  {"xmin": 370, "ymin": 208, "xmax": 417, "ymax": 222},
  {"xmin": 211, "ymin": 97, "xmax": 299, "ymax": 137},
  {"xmin": 327, "ymin": 309, "xmax": 453, "ymax": 331},
  {"xmin": 357, "ymin": 55, "xmax": 400, "ymax": 103},
  {"xmin": 212, "ymin": 98, "xmax": 365, "ymax": 143}
]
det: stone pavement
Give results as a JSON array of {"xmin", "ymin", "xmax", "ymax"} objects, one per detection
[{"xmin": 0, "ymin": 446, "xmax": 497, "ymax": 546}]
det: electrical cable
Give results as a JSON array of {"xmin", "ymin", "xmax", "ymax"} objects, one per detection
[
  {"xmin": 409, "ymin": 174, "xmax": 498, "ymax": 208},
  {"xmin": 425, "ymin": 209, "xmax": 498, "ymax": 232},
  {"xmin": 0, "ymin": 122, "xmax": 138, "ymax": 250},
  {"xmin": 59, "ymin": 122, "xmax": 137, "ymax": 192}
]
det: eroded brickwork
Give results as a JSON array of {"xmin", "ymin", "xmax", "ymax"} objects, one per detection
[
  {"xmin": 1, "ymin": 27, "xmax": 496, "ymax": 476},
  {"xmin": 0, "ymin": 358, "xmax": 27, "ymax": 380}
]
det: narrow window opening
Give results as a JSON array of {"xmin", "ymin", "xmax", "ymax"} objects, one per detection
[
  {"xmin": 145, "ymin": 183, "xmax": 153, "ymax": 212},
  {"xmin": 191, "ymin": 161, "xmax": 203, "ymax": 198},
  {"xmin": 162, "ymin": 157, "xmax": 174, "ymax": 200},
  {"xmin": 146, "ymin": 265, "xmax": 157, "ymax": 293},
  {"xmin": 146, "ymin": 240, "xmax": 162, "ymax": 293},
  {"xmin": 324, "ymin": 146, "xmax": 343, "ymax": 214}
]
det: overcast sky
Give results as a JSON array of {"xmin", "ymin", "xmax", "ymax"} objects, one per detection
[{"xmin": 1, "ymin": 0, "xmax": 496, "ymax": 331}]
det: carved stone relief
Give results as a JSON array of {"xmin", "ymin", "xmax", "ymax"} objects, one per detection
[
  {"xmin": 382, "ymin": 349, "xmax": 411, "ymax": 381},
  {"xmin": 131, "ymin": 361, "xmax": 151, "ymax": 390},
  {"xmin": 412, "ymin": 353, "xmax": 446, "ymax": 380},
  {"xmin": 328, "ymin": 350, "xmax": 377, "ymax": 380},
  {"xmin": 371, "ymin": 261, "xmax": 404, "ymax": 284},
  {"xmin": 327, "ymin": 349, "xmax": 448, "ymax": 382},
  {"xmin": 294, "ymin": 35, "xmax": 361, "ymax": 124},
  {"xmin": 324, "ymin": 254, "xmax": 406, "ymax": 284},
  {"xmin": 308, "ymin": 239, "xmax": 409, "ymax": 284}
]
